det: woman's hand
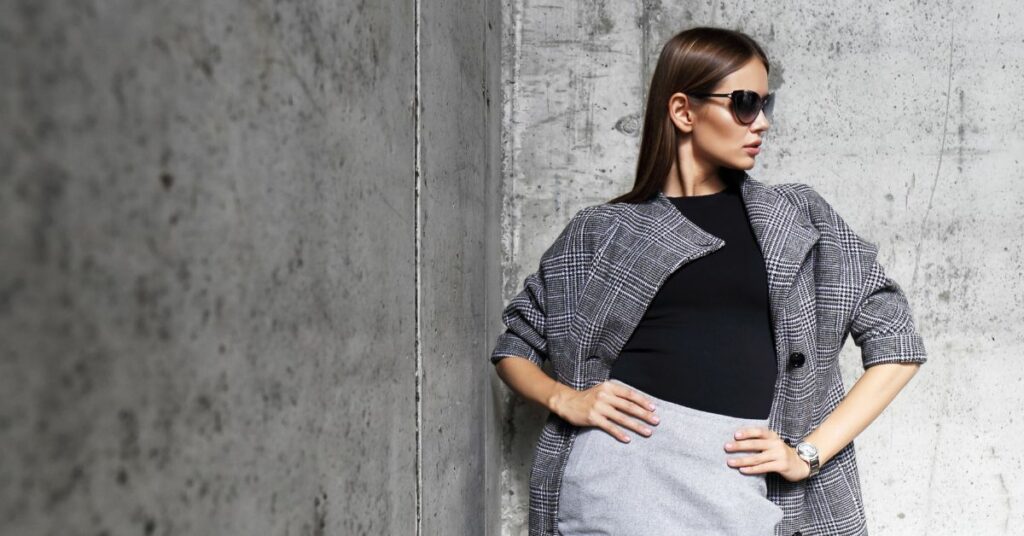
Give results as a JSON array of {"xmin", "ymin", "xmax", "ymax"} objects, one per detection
[
  {"xmin": 549, "ymin": 381, "xmax": 660, "ymax": 443},
  {"xmin": 723, "ymin": 426, "xmax": 812, "ymax": 482}
]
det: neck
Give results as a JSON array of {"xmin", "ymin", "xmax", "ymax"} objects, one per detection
[{"xmin": 662, "ymin": 141, "xmax": 730, "ymax": 197}]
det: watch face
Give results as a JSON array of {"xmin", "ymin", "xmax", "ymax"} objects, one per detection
[{"xmin": 797, "ymin": 443, "xmax": 817, "ymax": 457}]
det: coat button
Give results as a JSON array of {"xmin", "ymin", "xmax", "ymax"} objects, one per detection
[
  {"xmin": 788, "ymin": 352, "xmax": 805, "ymax": 368},
  {"xmin": 792, "ymin": 532, "xmax": 802, "ymax": 536}
]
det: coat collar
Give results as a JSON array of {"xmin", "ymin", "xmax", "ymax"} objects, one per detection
[
  {"xmin": 621, "ymin": 172, "xmax": 821, "ymax": 337},
  {"xmin": 569, "ymin": 173, "xmax": 823, "ymax": 397}
]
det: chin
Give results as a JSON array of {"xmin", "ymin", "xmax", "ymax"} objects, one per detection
[{"xmin": 731, "ymin": 158, "xmax": 756, "ymax": 170}]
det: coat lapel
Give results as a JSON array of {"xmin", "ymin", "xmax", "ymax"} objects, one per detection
[
  {"xmin": 576, "ymin": 173, "xmax": 820, "ymax": 381},
  {"xmin": 737, "ymin": 175, "xmax": 821, "ymax": 324},
  {"xmin": 651, "ymin": 174, "xmax": 821, "ymax": 335}
]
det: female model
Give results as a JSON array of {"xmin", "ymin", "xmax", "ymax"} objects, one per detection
[{"xmin": 491, "ymin": 26, "xmax": 928, "ymax": 536}]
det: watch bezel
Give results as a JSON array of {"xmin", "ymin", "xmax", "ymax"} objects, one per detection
[
  {"xmin": 795, "ymin": 441, "xmax": 820, "ymax": 477},
  {"xmin": 795, "ymin": 442, "xmax": 818, "ymax": 458}
]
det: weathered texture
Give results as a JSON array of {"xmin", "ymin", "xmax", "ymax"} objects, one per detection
[
  {"xmin": 498, "ymin": 1, "xmax": 1023, "ymax": 534},
  {"xmin": 1, "ymin": 0, "xmax": 502, "ymax": 535},
  {"xmin": 420, "ymin": 1, "xmax": 506, "ymax": 536}
]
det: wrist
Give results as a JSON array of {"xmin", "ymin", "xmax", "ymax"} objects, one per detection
[
  {"xmin": 545, "ymin": 381, "xmax": 570, "ymax": 415},
  {"xmin": 788, "ymin": 447, "xmax": 811, "ymax": 481},
  {"xmin": 796, "ymin": 449, "xmax": 812, "ymax": 480}
]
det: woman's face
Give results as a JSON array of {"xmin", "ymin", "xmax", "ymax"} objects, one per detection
[{"xmin": 675, "ymin": 57, "xmax": 771, "ymax": 171}]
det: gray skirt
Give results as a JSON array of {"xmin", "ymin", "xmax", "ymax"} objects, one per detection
[{"xmin": 556, "ymin": 378, "xmax": 785, "ymax": 535}]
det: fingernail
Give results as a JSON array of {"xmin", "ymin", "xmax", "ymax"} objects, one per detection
[
  {"xmin": 651, "ymin": 416, "xmax": 660, "ymax": 424},
  {"xmin": 725, "ymin": 442, "xmax": 733, "ymax": 448},
  {"xmin": 624, "ymin": 436, "xmax": 631, "ymax": 442},
  {"xmin": 649, "ymin": 404, "xmax": 656, "ymax": 411}
]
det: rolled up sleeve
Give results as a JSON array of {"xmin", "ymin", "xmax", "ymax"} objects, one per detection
[
  {"xmin": 490, "ymin": 269, "xmax": 550, "ymax": 366},
  {"xmin": 801, "ymin": 184, "xmax": 928, "ymax": 370},
  {"xmin": 489, "ymin": 207, "xmax": 594, "ymax": 367},
  {"xmin": 849, "ymin": 254, "xmax": 928, "ymax": 369}
]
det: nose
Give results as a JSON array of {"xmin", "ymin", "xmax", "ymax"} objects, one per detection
[{"xmin": 750, "ymin": 108, "xmax": 770, "ymax": 131}]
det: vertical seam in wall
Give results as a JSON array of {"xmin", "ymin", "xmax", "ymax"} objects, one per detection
[
  {"xmin": 497, "ymin": 0, "xmax": 523, "ymax": 531},
  {"xmin": 504, "ymin": 0, "xmax": 523, "ymax": 291},
  {"xmin": 639, "ymin": 1, "xmax": 651, "ymax": 96},
  {"xmin": 414, "ymin": 0, "xmax": 422, "ymax": 533}
]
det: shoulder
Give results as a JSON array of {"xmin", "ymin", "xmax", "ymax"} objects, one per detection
[
  {"xmin": 565, "ymin": 201, "xmax": 624, "ymax": 239},
  {"xmin": 543, "ymin": 201, "xmax": 622, "ymax": 261},
  {"xmin": 574, "ymin": 201, "xmax": 624, "ymax": 229},
  {"xmin": 769, "ymin": 181, "xmax": 848, "ymax": 232},
  {"xmin": 770, "ymin": 181, "xmax": 883, "ymax": 267},
  {"xmin": 770, "ymin": 181, "xmax": 825, "ymax": 210}
]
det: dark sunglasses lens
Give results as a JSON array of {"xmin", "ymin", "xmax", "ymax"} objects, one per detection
[
  {"xmin": 732, "ymin": 90, "xmax": 760, "ymax": 123},
  {"xmin": 763, "ymin": 93, "xmax": 775, "ymax": 120}
]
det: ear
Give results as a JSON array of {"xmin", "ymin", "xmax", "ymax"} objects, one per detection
[{"xmin": 667, "ymin": 92, "xmax": 696, "ymax": 133}]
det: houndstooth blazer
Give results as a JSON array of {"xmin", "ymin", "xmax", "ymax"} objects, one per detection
[{"xmin": 490, "ymin": 173, "xmax": 928, "ymax": 536}]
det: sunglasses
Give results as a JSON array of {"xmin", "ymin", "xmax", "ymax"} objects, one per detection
[{"xmin": 684, "ymin": 89, "xmax": 774, "ymax": 125}]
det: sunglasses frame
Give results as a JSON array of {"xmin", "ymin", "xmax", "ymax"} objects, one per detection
[{"xmin": 684, "ymin": 89, "xmax": 774, "ymax": 126}]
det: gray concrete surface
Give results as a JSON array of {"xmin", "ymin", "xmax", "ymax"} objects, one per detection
[
  {"xmin": 4, "ymin": 0, "xmax": 1021, "ymax": 535},
  {"xmin": 497, "ymin": 1, "xmax": 1023, "ymax": 535},
  {"xmin": 1, "ymin": 0, "xmax": 502, "ymax": 535}
]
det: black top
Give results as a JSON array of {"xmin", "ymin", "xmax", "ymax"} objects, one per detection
[{"xmin": 608, "ymin": 179, "xmax": 778, "ymax": 419}]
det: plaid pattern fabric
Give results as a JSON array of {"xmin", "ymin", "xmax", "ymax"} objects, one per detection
[{"xmin": 490, "ymin": 173, "xmax": 928, "ymax": 536}]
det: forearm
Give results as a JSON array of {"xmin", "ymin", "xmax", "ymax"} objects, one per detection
[
  {"xmin": 803, "ymin": 362, "xmax": 921, "ymax": 466},
  {"xmin": 494, "ymin": 356, "xmax": 572, "ymax": 412}
]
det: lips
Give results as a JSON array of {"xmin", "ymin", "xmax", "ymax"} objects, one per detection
[{"xmin": 744, "ymin": 141, "xmax": 762, "ymax": 148}]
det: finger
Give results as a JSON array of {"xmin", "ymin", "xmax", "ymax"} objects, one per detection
[
  {"xmin": 734, "ymin": 459, "xmax": 781, "ymax": 475},
  {"xmin": 733, "ymin": 426, "xmax": 772, "ymax": 440},
  {"xmin": 606, "ymin": 393, "xmax": 660, "ymax": 428},
  {"xmin": 604, "ymin": 406, "xmax": 654, "ymax": 437},
  {"xmin": 593, "ymin": 412, "xmax": 631, "ymax": 443},
  {"xmin": 610, "ymin": 383, "xmax": 657, "ymax": 412},
  {"xmin": 724, "ymin": 438, "xmax": 773, "ymax": 452},
  {"xmin": 727, "ymin": 451, "xmax": 775, "ymax": 469},
  {"xmin": 605, "ymin": 384, "xmax": 659, "ymax": 425}
]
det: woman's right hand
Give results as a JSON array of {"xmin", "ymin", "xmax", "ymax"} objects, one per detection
[{"xmin": 550, "ymin": 381, "xmax": 660, "ymax": 443}]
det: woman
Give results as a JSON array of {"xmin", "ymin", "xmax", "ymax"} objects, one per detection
[{"xmin": 491, "ymin": 27, "xmax": 928, "ymax": 536}]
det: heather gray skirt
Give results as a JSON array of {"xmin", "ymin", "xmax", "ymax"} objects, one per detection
[{"xmin": 556, "ymin": 378, "xmax": 785, "ymax": 535}]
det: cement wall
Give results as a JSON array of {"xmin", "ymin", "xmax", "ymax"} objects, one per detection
[
  {"xmin": 497, "ymin": 1, "xmax": 1023, "ymax": 534},
  {"xmin": 4, "ymin": 0, "xmax": 1020, "ymax": 535},
  {"xmin": 1, "ymin": 0, "xmax": 503, "ymax": 535}
]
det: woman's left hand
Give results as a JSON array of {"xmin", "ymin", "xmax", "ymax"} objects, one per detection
[{"xmin": 723, "ymin": 426, "xmax": 811, "ymax": 483}]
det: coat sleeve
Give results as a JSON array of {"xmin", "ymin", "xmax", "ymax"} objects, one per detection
[
  {"xmin": 803, "ymin": 186, "xmax": 928, "ymax": 369},
  {"xmin": 489, "ymin": 208, "xmax": 593, "ymax": 367},
  {"xmin": 849, "ymin": 255, "xmax": 929, "ymax": 369}
]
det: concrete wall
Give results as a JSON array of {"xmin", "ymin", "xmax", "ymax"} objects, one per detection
[
  {"xmin": 497, "ymin": 1, "xmax": 1023, "ymax": 534},
  {"xmin": 1, "ymin": 0, "xmax": 502, "ymax": 535}
]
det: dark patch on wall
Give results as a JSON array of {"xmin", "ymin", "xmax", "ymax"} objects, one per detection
[
  {"xmin": 313, "ymin": 489, "xmax": 328, "ymax": 536},
  {"xmin": 15, "ymin": 162, "xmax": 68, "ymax": 265},
  {"xmin": 613, "ymin": 112, "xmax": 643, "ymax": 136}
]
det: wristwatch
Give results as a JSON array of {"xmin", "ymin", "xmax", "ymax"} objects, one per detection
[{"xmin": 794, "ymin": 440, "xmax": 820, "ymax": 478}]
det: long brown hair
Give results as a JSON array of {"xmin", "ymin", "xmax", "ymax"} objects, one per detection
[{"xmin": 607, "ymin": 27, "xmax": 770, "ymax": 205}]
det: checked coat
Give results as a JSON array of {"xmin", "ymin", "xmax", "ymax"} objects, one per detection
[{"xmin": 489, "ymin": 173, "xmax": 928, "ymax": 536}]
